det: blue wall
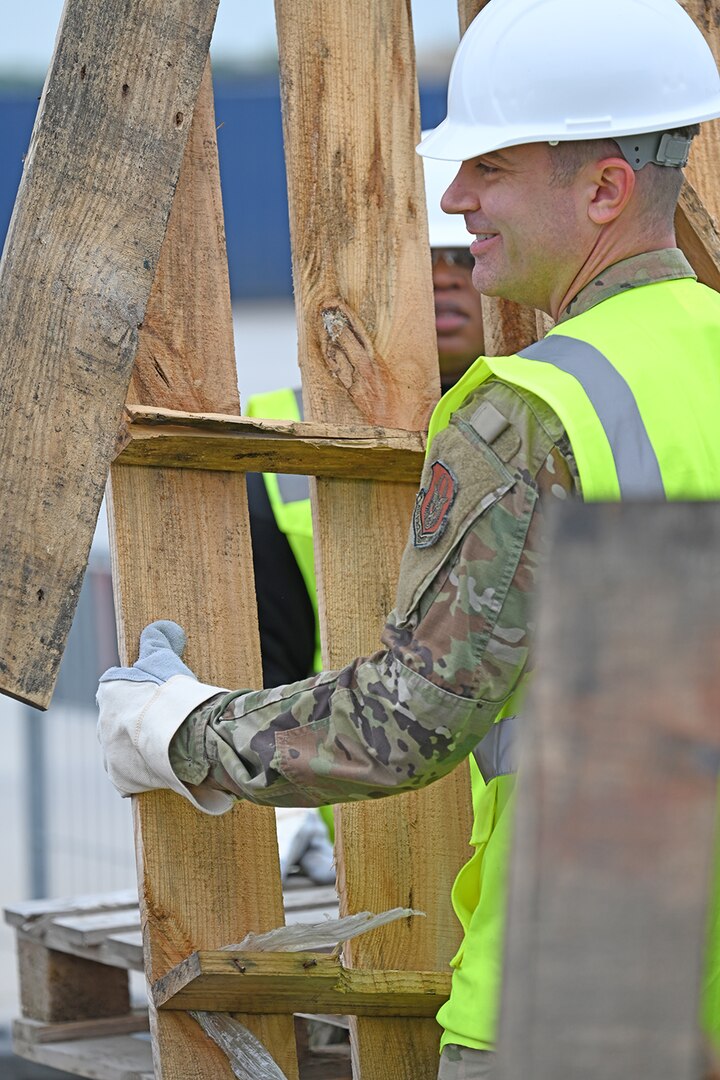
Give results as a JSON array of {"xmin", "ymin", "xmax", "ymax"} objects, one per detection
[{"xmin": 0, "ymin": 78, "xmax": 448, "ymax": 299}]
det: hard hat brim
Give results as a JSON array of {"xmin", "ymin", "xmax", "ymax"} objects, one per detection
[{"xmin": 418, "ymin": 104, "xmax": 720, "ymax": 163}]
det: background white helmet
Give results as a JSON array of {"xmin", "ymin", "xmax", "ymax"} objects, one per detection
[
  {"xmin": 422, "ymin": 138, "xmax": 467, "ymax": 248},
  {"xmin": 418, "ymin": 0, "xmax": 720, "ymax": 163}
]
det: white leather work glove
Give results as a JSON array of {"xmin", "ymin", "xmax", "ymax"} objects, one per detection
[{"xmin": 97, "ymin": 620, "xmax": 231, "ymax": 814}]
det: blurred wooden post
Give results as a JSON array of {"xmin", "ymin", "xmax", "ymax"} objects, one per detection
[
  {"xmin": 274, "ymin": 1, "xmax": 474, "ymax": 1076},
  {"xmin": 497, "ymin": 503, "xmax": 720, "ymax": 1080},
  {"xmin": 108, "ymin": 66, "xmax": 300, "ymax": 1080}
]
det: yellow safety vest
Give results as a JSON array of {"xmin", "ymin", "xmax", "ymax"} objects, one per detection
[
  {"xmin": 246, "ymin": 387, "xmax": 331, "ymax": 837},
  {"xmin": 246, "ymin": 388, "xmax": 322, "ymax": 674},
  {"xmin": 429, "ymin": 276, "xmax": 720, "ymax": 1051}
]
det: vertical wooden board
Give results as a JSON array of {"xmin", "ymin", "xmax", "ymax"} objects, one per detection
[
  {"xmin": 108, "ymin": 68, "xmax": 299, "ymax": 1080},
  {"xmin": 675, "ymin": 5, "xmax": 720, "ymax": 286},
  {"xmin": 496, "ymin": 503, "xmax": 720, "ymax": 1080},
  {"xmin": 0, "ymin": 0, "xmax": 220, "ymax": 708},
  {"xmin": 680, "ymin": 3, "xmax": 720, "ymax": 224},
  {"xmin": 275, "ymin": 1, "xmax": 473, "ymax": 1075}
]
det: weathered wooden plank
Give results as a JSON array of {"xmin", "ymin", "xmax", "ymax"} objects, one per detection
[
  {"xmin": 676, "ymin": 179, "xmax": 720, "ymax": 292},
  {"xmin": 107, "ymin": 67, "xmax": 299, "ymax": 1080},
  {"xmin": 17, "ymin": 938, "xmax": 130, "ymax": 1024},
  {"xmin": 0, "ymin": 0, "xmax": 220, "ymax": 708},
  {"xmin": 49, "ymin": 909, "xmax": 141, "ymax": 947},
  {"xmin": 497, "ymin": 502, "xmax": 720, "ymax": 1079},
  {"xmin": 17, "ymin": 926, "xmax": 144, "ymax": 973},
  {"xmin": 4, "ymin": 888, "xmax": 138, "ymax": 930},
  {"xmin": 12, "ymin": 1031, "xmax": 154, "ymax": 1080},
  {"xmin": 275, "ymin": 2, "xmax": 474, "ymax": 1077},
  {"xmin": 116, "ymin": 405, "xmax": 426, "ymax": 482},
  {"xmin": 14, "ymin": 1012, "xmax": 149, "ymax": 1046},
  {"xmin": 153, "ymin": 951, "xmax": 451, "ymax": 1017},
  {"xmin": 680, "ymin": 3, "xmax": 720, "ymax": 226}
]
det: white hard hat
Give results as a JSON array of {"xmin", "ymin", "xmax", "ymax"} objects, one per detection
[
  {"xmin": 418, "ymin": 0, "xmax": 720, "ymax": 164},
  {"xmin": 421, "ymin": 136, "xmax": 467, "ymax": 248}
]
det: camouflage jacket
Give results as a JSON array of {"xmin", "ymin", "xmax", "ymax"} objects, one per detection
[{"xmin": 169, "ymin": 249, "xmax": 694, "ymax": 809}]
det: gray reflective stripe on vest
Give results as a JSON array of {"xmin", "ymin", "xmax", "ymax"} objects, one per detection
[
  {"xmin": 277, "ymin": 389, "xmax": 310, "ymax": 503},
  {"xmin": 518, "ymin": 335, "xmax": 665, "ymax": 498},
  {"xmin": 473, "ymin": 715, "xmax": 520, "ymax": 784}
]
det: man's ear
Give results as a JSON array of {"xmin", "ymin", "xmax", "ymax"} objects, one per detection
[{"xmin": 586, "ymin": 158, "xmax": 636, "ymax": 226}]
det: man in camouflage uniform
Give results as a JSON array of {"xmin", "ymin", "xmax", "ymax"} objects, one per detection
[{"xmin": 97, "ymin": 1, "xmax": 720, "ymax": 1075}]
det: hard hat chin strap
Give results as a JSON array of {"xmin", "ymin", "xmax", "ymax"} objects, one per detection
[{"xmin": 614, "ymin": 131, "xmax": 691, "ymax": 170}]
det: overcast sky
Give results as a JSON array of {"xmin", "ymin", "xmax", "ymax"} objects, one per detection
[{"xmin": 2, "ymin": 1, "xmax": 460, "ymax": 74}]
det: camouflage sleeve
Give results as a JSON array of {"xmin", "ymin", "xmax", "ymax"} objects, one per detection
[{"xmin": 169, "ymin": 380, "xmax": 579, "ymax": 808}]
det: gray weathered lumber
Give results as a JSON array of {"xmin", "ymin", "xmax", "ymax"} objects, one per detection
[
  {"xmin": 12, "ymin": 1030, "xmax": 154, "ymax": 1080},
  {"xmin": 496, "ymin": 502, "xmax": 720, "ymax": 1080},
  {"xmin": 0, "ymin": 0, "xmax": 219, "ymax": 708}
]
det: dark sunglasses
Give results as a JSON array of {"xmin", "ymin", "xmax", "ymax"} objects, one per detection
[{"xmin": 431, "ymin": 247, "xmax": 475, "ymax": 271}]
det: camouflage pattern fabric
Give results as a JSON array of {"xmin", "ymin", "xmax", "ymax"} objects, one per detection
[
  {"xmin": 561, "ymin": 247, "xmax": 694, "ymax": 322},
  {"xmin": 437, "ymin": 1044, "xmax": 496, "ymax": 1079},
  {"xmin": 169, "ymin": 380, "xmax": 579, "ymax": 807}
]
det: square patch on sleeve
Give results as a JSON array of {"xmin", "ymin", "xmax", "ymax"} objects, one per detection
[{"xmin": 412, "ymin": 461, "xmax": 457, "ymax": 548}]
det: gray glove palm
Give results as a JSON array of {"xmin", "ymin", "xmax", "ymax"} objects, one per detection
[{"xmin": 99, "ymin": 620, "xmax": 196, "ymax": 685}]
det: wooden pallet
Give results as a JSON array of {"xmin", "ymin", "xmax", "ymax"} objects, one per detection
[{"xmin": 4, "ymin": 879, "xmax": 350, "ymax": 1080}]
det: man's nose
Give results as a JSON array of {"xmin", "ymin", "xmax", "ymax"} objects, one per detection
[{"xmin": 441, "ymin": 161, "xmax": 476, "ymax": 216}]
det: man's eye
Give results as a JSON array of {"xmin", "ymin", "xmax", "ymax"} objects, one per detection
[{"xmin": 476, "ymin": 162, "xmax": 499, "ymax": 175}]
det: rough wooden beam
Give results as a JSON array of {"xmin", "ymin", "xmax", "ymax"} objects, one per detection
[
  {"xmin": 497, "ymin": 502, "xmax": 720, "ymax": 1079},
  {"xmin": 275, "ymin": 2, "xmax": 474, "ymax": 1077},
  {"xmin": 676, "ymin": 179, "xmax": 720, "ymax": 292},
  {"xmin": 681, "ymin": 3, "xmax": 720, "ymax": 227},
  {"xmin": 115, "ymin": 406, "xmax": 426, "ymax": 481},
  {"xmin": 0, "ymin": 0, "xmax": 220, "ymax": 708},
  {"xmin": 153, "ymin": 951, "xmax": 451, "ymax": 1017},
  {"xmin": 17, "ymin": 938, "xmax": 129, "ymax": 1024},
  {"xmin": 13, "ymin": 1012, "xmax": 149, "ymax": 1046},
  {"xmin": 108, "ymin": 67, "xmax": 299, "ymax": 1080}
]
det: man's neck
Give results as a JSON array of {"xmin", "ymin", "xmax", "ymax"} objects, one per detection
[{"xmin": 553, "ymin": 228, "xmax": 677, "ymax": 322}]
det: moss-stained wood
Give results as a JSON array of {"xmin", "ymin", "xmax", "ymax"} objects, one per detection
[
  {"xmin": 108, "ymin": 67, "xmax": 299, "ymax": 1080},
  {"xmin": 0, "ymin": 0, "xmax": 220, "ymax": 709},
  {"xmin": 153, "ymin": 951, "xmax": 451, "ymax": 1017},
  {"xmin": 116, "ymin": 406, "xmax": 426, "ymax": 482},
  {"xmin": 275, "ymin": 2, "xmax": 473, "ymax": 1077}
]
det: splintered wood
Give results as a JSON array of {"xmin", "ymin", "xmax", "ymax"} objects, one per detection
[
  {"xmin": 107, "ymin": 68, "xmax": 300, "ymax": 1080},
  {"xmin": 0, "ymin": 0, "xmax": 220, "ymax": 708}
]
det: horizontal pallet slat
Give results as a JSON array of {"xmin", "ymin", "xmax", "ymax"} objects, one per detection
[
  {"xmin": 12, "ymin": 1031, "xmax": 154, "ymax": 1080},
  {"xmin": 7, "ymin": 878, "xmax": 341, "ymax": 974},
  {"xmin": 4, "ymin": 889, "xmax": 138, "ymax": 931},
  {"xmin": 14, "ymin": 1011, "xmax": 150, "ymax": 1046},
  {"xmin": 152, "ymin": 950, "xmax": 451, "ymax": 1017},
  {"xmin": 115, "ymin": 405, "xmax": 426, "ymax": 482}
]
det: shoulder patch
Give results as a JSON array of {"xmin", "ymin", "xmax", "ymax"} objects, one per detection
[{"xmin": 412, "ymin": 461, "xmax": 457, "ymax": 548}]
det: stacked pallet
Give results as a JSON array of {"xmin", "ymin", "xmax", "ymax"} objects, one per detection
[{"xmin": 5, "ymin": 879, "xmax": 346, "ymax": 1080}]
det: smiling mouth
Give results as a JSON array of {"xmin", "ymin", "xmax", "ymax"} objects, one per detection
[{"xmin": 470, "ymin": 233, "xmax": 498, "ymax": 255}]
